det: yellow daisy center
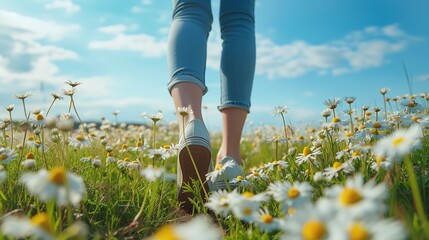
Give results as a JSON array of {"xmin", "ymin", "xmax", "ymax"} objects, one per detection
[
  {"xmin": 36, "ymin": 114, "xmax": 44, "ymax": 121},
  {"xmin": 348, "ymin": 223, "xmax": 369, "ymax": 240},
  {"xmin": 242, "ymin": 191, "xmax": 254, "ymax": 198},
  {"xmin": 49, "ymin": 167, "xmax": 67, "ymax": 185},
  {"xmin": 75, "ymin": 135, "xmax": 85, "ymax": 141},
  {"xmin": 30, "ymin": 212, "xmax": 52, "ymax": 234},
  {"xmin": 372, "ymin": 122, "xmax": 382, "ymax": 128},
  {"xmin": 261, "ymin": 214, "xmax": 273, "ymax": 224},
  {"xmin": 124, "ymin": 157, "xmax": 131, "ymax": 162},
  {"xmin": 332, "ymin": 117, "xmax": 341, "ymax": 123},
  {"xmin": 298, "ymin": 135, "xmax": 305, "ymax": 140},
  {"xmin": 359, "ymin": 125, "xmax": 366, "ymax": 130},
  {"xmin": 392, "ymin": 136, "xmax": 404, "ymax": 147},
  {"xmin": 243, "ymin": 207, "xmax": 253, "ymax": 216},
  {"xmin": 365, "ymin": 112, "xmax": 372, "ymax": 116},
  {"xmin": 407, "ymin": 101, "xmax": 417, "ymax": 108},
  {"xmin": 26, "ymin": 152, "xmax": 35, "ymax": 159},
  {"xmin": 28, "ymin": 136, "xmax": 35, "ymax": 141},
  {"xmin": 352, "ymin": 151, "xmax": 361, "ymax": 157},
  {"xmin": 121, "ymin": 144, "xmax": 128, "ymax": 150},
  {"xmin": 107, "ymin": 152, "xmax": 113, "ymax": 157},
  {"xmin": 302, "ymin": 147, "xmax": 312, "ymax": 156},
  {"xmin": 215, "ymin": 164, "xmax": 223, "ymax": 171},
  {"xmin": 153, "ymin": 224, "xmax": 180, "ymax": 240},
  {"xmin": 136, "ymin": 141, "xmax": 143, "ymax": 147},
  {"xmin": 163, "ymin": 145, "xmax": 170, "ymax": 149},
  {"xmin": 333, "ymin": 162, "xmax": 342, "ymax": 169},
  {"xmin": 340, "ymin": 188, "xmax": 362, "ymax": 206},
  {"xmin": 302, "ymin": 220, "xmax": 326, "ymax": 240},
  {"xmin": 376, "ymin": 156, "xmax": 385, "ymax": 164},
  {"xmin": 253, "ymin": 171, "xmax": 261, "ymax": 177},
  {"xmin": 288, "ymin": 187, "xmax": 300, "ymax": 199},
  {"xmin": 345, "ymin": 132, "xmax": 354, "ymax": 137},
  {"xmin": 88, "ymin": 133, "xmax": 96, "ymax": 138},
  {"xmin": 411, "ymin": 116, "xmax": 421, "ymax": 122},
  {"xmin": 236, "ymin": 175, "xmax": 244, "ymax": 181},
  {"xmin": 0, "ymin": 153, "xmax": 8, "ymax": 160}
]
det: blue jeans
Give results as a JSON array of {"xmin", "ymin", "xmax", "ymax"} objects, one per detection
[{"xmin": 167, "ymin": 0, "xmax": 256, "ymax": 112}]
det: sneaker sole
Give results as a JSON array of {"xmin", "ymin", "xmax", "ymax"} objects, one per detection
[{"xmin": 178, "ymin": 145, "xmax": 211, "ymax": 213}]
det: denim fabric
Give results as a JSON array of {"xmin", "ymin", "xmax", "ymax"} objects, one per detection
[{"xmin": 167, "ymin": 0, "xmax": 256, "ymax": 112}]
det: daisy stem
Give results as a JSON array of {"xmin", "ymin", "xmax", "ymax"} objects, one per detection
[
  {"xmin": 8, "ymin": 111, "xmax": 13, "ymax": 148},
  {"xmin": 280, "ymin": 113, "xmax": 289, "ymax": 151},
  {"xmin": 383, "ymin": 94, "xmax": 387, "ymax": 121},
  {"xmin": 45, "ymin": 98, "xmax": 56, "ymax": 117},
  {"xmin": 40, "ymin": 127, "xmax": 49, "ymax": 169},
  {"xmin": 348, "ymin": 104, "xmax": 354, "ymax": 132},
  {"xmin": 403, "ymin": 155, "xmax": 429, "ymax": 235},
  {"xmin": 71, "ymin": 97, "xmax": 88, "ymax": 135},
  {"xmin": 153, "ymin": 122, "xmax": 157, "ymax": 149}
]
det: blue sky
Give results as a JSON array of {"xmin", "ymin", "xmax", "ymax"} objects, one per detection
[{"xmin": 0, "ymin": 0, "xmax": 428, "ymax": 131}]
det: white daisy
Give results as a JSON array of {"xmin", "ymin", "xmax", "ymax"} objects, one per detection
[
  {"xmin": 246, "ymin": 168, "xmax": 269, "ymax": 181},
  {"xmin": 295, "ymin": 146, "xmax": 322, "ymax": 165},
  {"xmin": 140, "ymin": 166, "xmax": 176, "ymax": 182},
  {"xmin": 373, "ymin": 124, "xmax": 422, "ymax": 161},
  {"xmin": 68, "ymin": 134, "xmax": 92, "ymax": 148},
  {"xmin": 0, "ymin": 147, "xmax": 18, "ymax": 164},
  {"xmin": 206, "ymin": 159, "xmax": 235, "ymax": 183},
  {"xmin": 205, "ymin": 189, "xmax": 238, "ymax": 217},
  {"xmin": 146, "ymin": 215, "xmax": 221, "ymax": 240},
  {"xmin": 253, "ymin": 207, "xmax": 280, "ymax": 233},
  {"xmin": 1, "ymin": 212, "xmax": 54, "ymax": 240},
  {"xmin": 147, "ymin": 148, "xmax": 170, "ymax": 160},
  {"xmin": 323, "ymin": 160, "xmax": 355, "ymax": 181},
  {"xmin": 19, "ymin": 167, "xmax": 86, "ymax": 206},
  {"xmin": 267, "ymin": 181, "xmax": 313, "ymax": 213},
  {"xmin": 323, "ymin": 174, "xmax": 388, "ymax": 219}
]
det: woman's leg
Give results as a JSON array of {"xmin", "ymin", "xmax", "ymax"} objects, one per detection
[
  {"xmin": 217, "ymin": 0, "xmax": 256, "ymax": 165},
  {"xmin": 167, "ymin": 0, "xmax": 213, "ymax": 213}
]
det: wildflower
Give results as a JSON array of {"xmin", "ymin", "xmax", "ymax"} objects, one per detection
[
  {"xmin": 146, "ymin": 215, "xmax": 221, "ymax": 240},
  {"xmin": 370, "ymin": 155, "xmax": 394, "ymax": 172},
  {"xmin": 263, "ymin": 160, "xmax": 288, "ymax": 172},
  {"xmin": 267, "ymin": 181, "xmax": 313, "ymax": 213},
  {"xmin": 68, "ymin": 134, "xmax": 92, "ymax": 148},
  {"xmin": 373, "ymin": 124, "xmax": 422, "ymax": 161},
  {"xmin": 56, "ymin": 114, "xmax": 74, "ymax": 132},
  {"xmin": 280, "ymin": 202, "xmax": 333, "ymax": 240},
  {"xmin": 253, "ymin": 208, "xmax": 280, "ymax": 233},
  {"xmin": 15, "ymin": 92, "xmax": 32, "ymax": 99},
  {"xmin": 230, "ymin": 192, "xmax": 266, "ymax": 223},
  {"xmin": 5, "ymin": 104, "xmax": 14, "ymax": 112},
  {"xmin": 51, "ymin": 92, "xmax": 63, "ymax": 100},
  {"xmin": 0, "ymin": 148, "xmax": 18, "ymax": 164},
  {"xmin": 330, "ymin": 217, "xmax": 407, "ymax": 240},
  {"xmin": 246, "ymin": 168, "xmax": 269, "ymax": 181},
  {"xmin": 229, "ymin": 175, "xmax": 253, "ymax": 187},
  {"xmin": 344, "ymin": 96, "xmax": 356, "ymax": 104},
  {"xmin": 133, "ymin": 139, "xmax": 149, "ymax": 152},
  {"xmin": 147, "ymin": 148, "xmax": 170, "ymax": 160},
  {"xmin": 19, "ymin": 167, "xmax": 86, "ymax": 206},
  {"xmin": 143, "ymin": 111, "xmax": 163, "ymax": 123},
  {"xmin": 1, "ymin": 212, "xmax": 54, "ymax": 240},
  {"xmin": 178, "ymin": 106, "xmax": 192, "ymax": 117},
  {"xmin": 321, "ymin": 109, "xmax": 332, "ymax": 118},
  {"xmin": 323, "ymin": 174, "xmax": 388, "ymax": 218},
  {"xmin": 92, "ymin": 158, "xmax": 102, "ymax": 168},
  {"xmin": 313, "ymin": 171, "xmax": 324, "ymax": 182},
  {"xmin": 206, "ymin": 159, "xmax": 235, "ymax": 183},
  {"xmin": 140, "ymin": 166, "xmax": 176, "ymax": 182},
  {"xmin": 206, "ymin": 189, "xmax": 238, "ymax": 217},
  {"xmin": 62, "ymin": 88, "xmax": 75, "ymax": 96},
  {"xmin": 379, "ymin": 88, "xmax": 390, "ymax": 95},
  {"xmin": 295, "ymin": 146, "xmax": 322, "ymax": 165},
  {"xmin": 270, "ymin": 105, "xmax": 288, "ymax": 117},
  {"xmin": 22, "ymin": 152, "xmax": 36, "ymax": 169},
  {"xmin": 65, "ymin": 80, "xmax": 82, "ymax": 87},
  {"xmin": 323, "ymin": 98, "xmax": 342, "ymax": 109},
  {"xmin": 323, "ymin": 160, "xmax": 355, "ymax": 181}
]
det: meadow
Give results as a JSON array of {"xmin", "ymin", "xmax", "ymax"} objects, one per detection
[{"xmin": 0, "ymin": 81, "xmax": 428, "ymax": 239}]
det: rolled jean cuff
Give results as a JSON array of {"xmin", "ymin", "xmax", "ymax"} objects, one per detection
[
  {"xmin": 218, "ymin": 101, "xmax": 251, "ymax": 113},
  {"xmin": 167, "ymin": 74, "xmax": 208, "ymax": 96}
]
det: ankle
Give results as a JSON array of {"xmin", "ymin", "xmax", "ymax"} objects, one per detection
[{"xmin": 216, "ymin": 152, "xmax": 243, "ymax": 166}]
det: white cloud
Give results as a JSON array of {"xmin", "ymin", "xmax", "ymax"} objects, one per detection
[
  {"xmin": 417, "ymin": 73, "xmax": 429, "ymax": 82},
  {"xmin": 88, "ymin": 23, "xmax": 415, "ymax": 79},
  {"xmin": 89, "ymin": 25, "xmax": 167, "ymax": 57},
  {"xmin": 0, "ymin": 10, "xmax": 79, "ymax": 92},
  {"xmin": 142, "ymin": 0, "xmax": 152, "ymax": 6},
  {"xmin": 45, "ymin": 0, "xmax": 80, "ymax": 14},
  {"xmin": 131, "ymin": 6, "xmax": 143, "ymax": 13}
]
